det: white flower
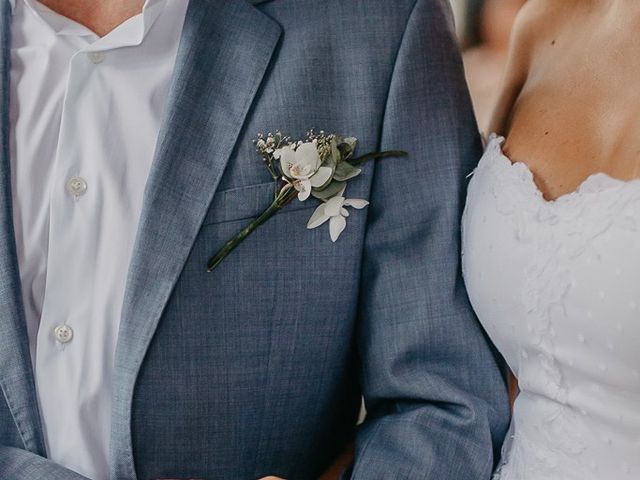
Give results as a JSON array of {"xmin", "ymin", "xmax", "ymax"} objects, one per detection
[
  {"xmin": 274, "ymin": 142, "xmax": 333, "ymax": 201},
  {"xmin": 306, "ymin": 187, "xmax": 369, "ymax": 242}
]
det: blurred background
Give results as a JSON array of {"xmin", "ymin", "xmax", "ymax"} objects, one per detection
[{"xmin": 450, "ymin": 0, "xmax": 526, "ymax": 133}]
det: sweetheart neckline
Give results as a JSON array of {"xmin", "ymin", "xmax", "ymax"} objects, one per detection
[{"xmin": 482, "ymin": 134, "xmax": 640, "ymax": 205}]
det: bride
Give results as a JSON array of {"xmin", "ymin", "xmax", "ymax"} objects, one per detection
[{"xmin": 462, "ymin": 0, "xmax": 640, "ymax": 478}]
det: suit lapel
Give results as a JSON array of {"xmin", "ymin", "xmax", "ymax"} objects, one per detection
[
  {"xmin": 0, "ymin": 0, "xmax": 46, "ymax": 456},
  {"xmin": 110, "ymin": 1, "xmax": 282, "ymax": 476}
]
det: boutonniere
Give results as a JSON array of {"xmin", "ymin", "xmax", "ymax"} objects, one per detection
[{"xmin": 207, "ymin": 130, "xmax": 407, "ymax": 271}]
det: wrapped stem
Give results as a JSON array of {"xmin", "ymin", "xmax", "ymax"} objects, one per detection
[
  {"xmin": 207, "ymin": 185, "xmax": 298, "ymax": 272},
  {"xmin": 350, "ymin": 150, "xmax": 408, "ymax": 165}
]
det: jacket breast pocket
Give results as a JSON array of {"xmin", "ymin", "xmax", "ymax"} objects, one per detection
[{"xmin": 201, "ymin": 181, "xmax": 319, "ymax": 226}]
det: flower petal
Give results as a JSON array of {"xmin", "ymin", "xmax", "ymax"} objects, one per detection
[
  {"xmin": 276, "ymin": 146, "xmax": 296, "ymax": 178},
  {"xmin": 311, "ymin": 180, "xmax": 346, "ymax": 202},
  {"xmin": 324, "ymin": 195, "xmax": 345, "ymax": 217},
  {"xmin": 307, "ymin": 204, "xmax": 330, "ymax": 229},
  {"xmin": 341, "ymin": 208, "xmax": 350, "ymax": 217},
  {"xmin": 309, "ymin": 166, "xmax": 333, "ymax": 188},
  {"xmin": 343, "ymin": 198, "xmax": 369, "ymax": 209},
  {"xmin": 329, "ymin": 215, "xmax": 347, "ymax": 242},
  {"xmin": 296, "ymin": 180, "xmax": 311, "ymax": 201},
  {"xmin": 295, "ymin": 142, "xmax": 321, "ymax": 170}
]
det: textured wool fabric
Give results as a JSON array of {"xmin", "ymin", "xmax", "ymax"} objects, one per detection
[{"xmin": 0, "ymin": 0, "xmax": 509, "ymax": 479}]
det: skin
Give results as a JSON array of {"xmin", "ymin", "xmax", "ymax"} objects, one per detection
[
  {"xmin": 37, "ymin": 2, "xmax": 351, "ymax": 478},
  {"xmin": 480, "ymin": 0, "xmax": 524, "ymax": 51},
  {"xmin": 464, "ymin": 0, "xmax": 525, "ymax": 131},
  {"xmin": 490, "ymin": 0, "xmax": 640, "ymax": 201},
  {"xmin": 39, "ymin": 0, "xmax": 145, "ymax": 37}
]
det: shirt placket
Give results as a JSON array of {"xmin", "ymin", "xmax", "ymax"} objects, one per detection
[{"xmin": 34, "ymin": 40, "xmax": 112, "ymax": 462}]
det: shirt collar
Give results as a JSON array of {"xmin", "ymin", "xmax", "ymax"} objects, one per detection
[{"xmin": 11, "ymin": 0, "xmax": 169, "ymax": 50}]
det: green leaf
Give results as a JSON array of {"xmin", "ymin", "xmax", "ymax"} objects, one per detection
[
  {"xmin": 337, "ymin": 137, "xmax": 357, "ymax": 161},
  {"xmin": 328, "ymin": 138, "xmax": 341, "ymax": 167},
  {"xmin": 312, "ymin": 180, "xmax": 346, "ymax": 201},
  {"xmin": 344, "ymin": 137, "xmax": 358, "ymax": 149},
  {"xmin": 318, "ymin": 140, "xmax": 339, "ymax": 188},
  {"xmin": 333, "ymin": 161, "xmax": 362, "ymax": 182}
]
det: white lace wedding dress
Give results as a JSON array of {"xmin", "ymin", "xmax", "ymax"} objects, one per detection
[{"xmin": 462, "ymin": 135, "xmax": 640, "ymax": 480}]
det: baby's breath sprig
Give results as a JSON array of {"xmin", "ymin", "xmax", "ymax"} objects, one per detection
[{"xmin": 255, "ymin": 131, "xmax": 290, "ymax": 191}]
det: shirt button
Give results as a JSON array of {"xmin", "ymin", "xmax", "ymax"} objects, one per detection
[
  {"xmin": 66, "ymin": 176, "xmax": 88, "ymax": 198},
  {"xmin": 54, "ymin": 325, "xmax": 74, "ymax": 344},
  {"xmin": 87, "ymin": 52, "xmax": 106, "ymax": 64}
]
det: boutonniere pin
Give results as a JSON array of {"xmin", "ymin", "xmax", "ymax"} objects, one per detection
[{"xmin": 207, "ymin": 130, "xmax": 407, "ymax": 271}]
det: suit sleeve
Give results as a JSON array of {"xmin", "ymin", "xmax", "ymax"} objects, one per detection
[
  {"xmin": 348, "ymin": 0, "xmax": 510, "ymax": 478},
  {"xmin": 0, "ymin": 446, "xmax": 89, "ymax": 479}
]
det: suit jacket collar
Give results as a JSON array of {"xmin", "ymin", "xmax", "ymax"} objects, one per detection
[{"xmin": 109, "ymin": 0, "xmax": 281, "ymax": 477}]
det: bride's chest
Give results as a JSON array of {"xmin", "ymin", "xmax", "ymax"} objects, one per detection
[
  {"xmin": 462, "ymin": 142, "xmax": 640, "ymax": 391},
  {"xmin": 502, "ymin": 48, "xmax": 640, "ymax": 202}
]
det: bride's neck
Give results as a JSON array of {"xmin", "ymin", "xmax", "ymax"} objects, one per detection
[{"xmin": 38, "ymin": 0, "xmax": 145, "ymax": 37}]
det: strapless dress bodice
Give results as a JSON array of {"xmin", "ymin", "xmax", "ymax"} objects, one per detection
[{"xmin": 462, "ymin": 135, "xmax": 640, "ymax": 479}]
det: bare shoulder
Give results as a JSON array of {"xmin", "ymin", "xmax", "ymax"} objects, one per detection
[
  {"xmin": 512, "ymin": 0, "xmax": 580, "ymax": 47},
  {"xmin": 506, "ymin": 0, "xmax": 579, "ymax": 80},
  {"xmin": 487, "ymin": 0, "xmax": 575, "ymax": 134}
]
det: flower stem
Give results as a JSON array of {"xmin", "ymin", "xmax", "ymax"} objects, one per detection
[
  {"xmin": 265, "ymin": 162, "xmax": 280, "ymax": 191},
  {"xmin": 207, "ymin": 186, "xmax": 298, "ymax": 272},
  {"xmin": 350, "ymin": 150, "xmax": 408, "ymax": 165}
]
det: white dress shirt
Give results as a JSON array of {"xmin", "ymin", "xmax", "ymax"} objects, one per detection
[{"xmin": 8, "ymin": 0, "xmax": 189, "ymax": 477}]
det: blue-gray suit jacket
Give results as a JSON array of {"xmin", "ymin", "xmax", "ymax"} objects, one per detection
[{"xmin": 0, "ymin": 0, "xmax": 509, "ymax": 478}]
